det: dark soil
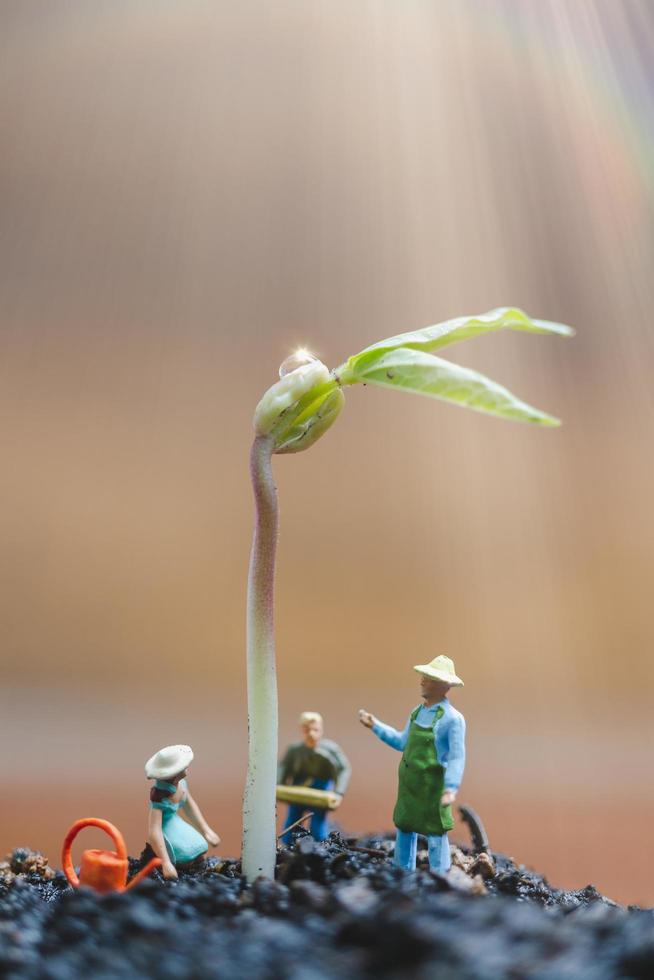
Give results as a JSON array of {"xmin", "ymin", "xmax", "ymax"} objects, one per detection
[{"xmin": 1, "ymin": 832, "xmax": 652, "ymax": 979}]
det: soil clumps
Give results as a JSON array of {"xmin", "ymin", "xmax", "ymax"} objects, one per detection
[{"xmin": 0, "ymin": 833, "xmax": 651, "ymax": 978}]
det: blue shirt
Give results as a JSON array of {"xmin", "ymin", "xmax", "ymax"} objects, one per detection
[{"xmin": 372, "ymin": 699, "xmax": 466, "ymax": 792}]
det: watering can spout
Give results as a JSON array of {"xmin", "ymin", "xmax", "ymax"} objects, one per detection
[
  {"xmin": 62, "ymin": 818, "xmax": 161, "ymax": 894},
  {"xmin": 124, "ymin": 857, "xmax": 162, "ymax": 890}
]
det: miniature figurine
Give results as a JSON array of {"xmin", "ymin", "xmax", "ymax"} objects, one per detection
[
  {"xmin": 358, "ymin": 655, "xmax": 465, "ymax": 873},
  {"xmin": 144, "ymin": 744, "xmax": 220, "ymax": 880},
  {"xmin": 277, "ymin": 712, "xmax": 351, "ymax": 842}
]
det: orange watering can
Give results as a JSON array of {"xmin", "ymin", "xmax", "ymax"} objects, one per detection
[{"xmin": 62, "ymin": 817, "xmax": 161, "ymax": 893}]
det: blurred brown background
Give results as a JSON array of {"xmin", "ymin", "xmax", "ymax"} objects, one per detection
[{"xmin": 1, "ymin": 0, "xmax": 653, "ymax": 905}]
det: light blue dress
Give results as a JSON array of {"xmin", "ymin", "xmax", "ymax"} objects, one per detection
[{"xmin": 150, "ymin": 779, "xmax": 208, "ymax": 864}]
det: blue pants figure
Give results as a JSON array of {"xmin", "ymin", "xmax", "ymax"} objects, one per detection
[
  {"xmin": 394, "ymin": 829, "xmax": 451, "ymax": 873},
  {"xmin": 281, "ymin": 779, "xmax": 333, "ymax": 844}
]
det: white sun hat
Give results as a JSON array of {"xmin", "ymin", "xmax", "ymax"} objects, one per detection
[
  {"xmin": 413, "ymin": 655, "xmax": 464, "ymax": 687},
  {"xmin": 145, "ymin": 744, "xmax": 194, "ymax": 780}
]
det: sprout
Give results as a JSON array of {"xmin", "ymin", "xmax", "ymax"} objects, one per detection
[
  {"xmin": 242, "ymin": 307, "xmax": 573, "ymax": 881},
  {"xmin": 253, "ymin": 356, "xmax": 332, "ymax": 438}
]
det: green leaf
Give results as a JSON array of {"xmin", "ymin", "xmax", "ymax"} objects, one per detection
[
  {"xmin": 349, "ymin": 347, "xmax": 561, "ymax": 425},
  {"xmin": 336, "ymin": 307, "xmax": 573, "ymax": 383}
]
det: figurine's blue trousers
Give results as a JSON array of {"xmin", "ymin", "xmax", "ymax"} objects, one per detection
[
  {"xmin": 394, "ymin": 830, "xmax": 451, "ymax": 873},
  {"xmin": 281, "ymin": 779, "xmax": 333, "ymax": 844}
]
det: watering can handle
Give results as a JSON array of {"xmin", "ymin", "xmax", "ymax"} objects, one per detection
[{"xmin": 62, "ymin": 817, "xmax": 128, "ymax": 887}]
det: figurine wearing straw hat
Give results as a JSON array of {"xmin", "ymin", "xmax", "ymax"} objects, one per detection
[
  {"xmin": 144, "ymin": 744, "xmax": 220, "ymax": 880},
  {"xmin": 358, "ymin": 655, "xmax": 465, "ymax": 873}
]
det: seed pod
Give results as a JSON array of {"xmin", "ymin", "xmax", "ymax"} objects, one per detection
[
  {"xmin": 274, "ymin": 387, "xmax": 345, "ymax": 454},
  {"xmin": 253, "ymin": 358, "xmax": 331, "ymax": 438}
]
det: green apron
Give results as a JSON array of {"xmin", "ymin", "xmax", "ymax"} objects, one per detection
[{"xmin": 392, "ymin": 705, "xmax": 454, "ymax": 837}]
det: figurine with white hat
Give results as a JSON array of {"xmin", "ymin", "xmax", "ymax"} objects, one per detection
[
  {"xmin": 144, "ymin": 744, "xmax": 220, "ymax": 880},
  {"xmin": 358, "ymin": 655, "xmax": 466, "ymax": 874}
]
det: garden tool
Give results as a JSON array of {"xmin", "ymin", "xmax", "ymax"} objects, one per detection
[
  {"xmin": 275, "ymin": 785, "xmax": 341, "ymax": 810},
  {"xmin": 62, "ymin": 817, "xmax": 161, "ymax": 893}
]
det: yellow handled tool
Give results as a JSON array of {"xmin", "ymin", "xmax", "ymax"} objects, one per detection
[{"xmin": 276, "ymin": 785, "xmax": 341, "ymax": 810}]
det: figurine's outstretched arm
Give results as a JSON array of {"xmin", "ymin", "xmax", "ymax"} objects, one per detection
[
  {"xmin": 147, "ymin": 808, "xmax": 178, "ymax": 880},
  {"xmin": 372, "ymin": 717, "xmax": 410, "ymax": 751},
  {"xmin": 182, "ymin": 791, "xmax": 221, "ymax": 847},
  {"xmin": 358, "ymin": 709, "xmax": 410, "ymax": 751}
]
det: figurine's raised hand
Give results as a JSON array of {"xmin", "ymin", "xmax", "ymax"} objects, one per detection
[
  {"xmin": 440, "ymin": 790, "xmax": 457, "ymax": 807},
  {"xmin": 358, "ymin": 709, "xmax": 376, "ymax": 729}
]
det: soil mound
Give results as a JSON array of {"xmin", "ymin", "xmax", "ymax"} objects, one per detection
[{"xmin": 0, "ymin": 833, "xmax": 651, "ymax": 978}]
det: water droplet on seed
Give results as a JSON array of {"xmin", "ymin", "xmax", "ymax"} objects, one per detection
[{"xmin": 279, "ymin": 349, "xmax": 318, "ymax": 378}]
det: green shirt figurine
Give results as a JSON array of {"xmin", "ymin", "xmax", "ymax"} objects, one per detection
[
  {"xmin": 278, "ymin": 711, "xmax": 351, "ymax": 842},
  {"xmin": 359, "ymin": 655, "xmax": 466, "ymax": 873}
]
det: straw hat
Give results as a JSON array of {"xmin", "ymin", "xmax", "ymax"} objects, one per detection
[
  {"xmin": 413, "ymin": 655, "xmax": 464, "ymax": 687},
  {"xmin": 145, "ymin": 744, "xmax": 194, "ymax": 780}
]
